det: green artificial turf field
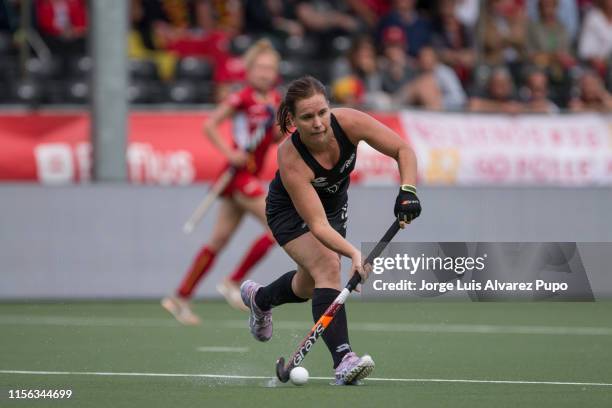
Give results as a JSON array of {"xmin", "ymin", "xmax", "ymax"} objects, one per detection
[{"xmin": 1, "ymin": 300, "xmax": 611, "ymax": 407}]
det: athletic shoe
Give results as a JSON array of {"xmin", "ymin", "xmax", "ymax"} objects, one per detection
[
  {"xmin": 240, "ymin": 280, "xmax": 272, "ymax": 342},
  {"xmin": 161, "ymin": 296, "xmax": 201, "ymax": 325},
  {"xmin": 334, "ymin": 352, "xmax": 375, "ymax": 385},
  {"xmin": 216, "ymin": 278, "xmax": 249, "ymax": 312}
]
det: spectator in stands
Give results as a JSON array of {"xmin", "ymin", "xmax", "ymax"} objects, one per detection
[
  {"xmin": 35, "ymin": 0, "xmax": 88, "ymax": 55},
  {"xmin": 520, "ymin": 68, "xmax": 560, "ymax": 113},
  {"xmin": 431, "ymin": 0, "xmax": 476, "ymax": 85},
  {"xmin": 130, "ymin": 0, "xmax": 243, "ymax": 87},
  {"xmin": 148, "ymin": 0, "xmax": 242, "ymax": 39},
  {"xmin": 478, "ymin": 0, "xmax": 528, "ymax": 78},
  {"xmin": 331, "ymin": 36, "xmax": 390, "ymax": 109},
  {"xmin": 527, "ymin": 0, "xmax": 579, "ymax": 42},
  {"xmin": 577, "ymin": 0, "xmax": 596, "ymax": 15},
  {"xmin": 578, "ymin": 0, "xmax": 612, "ymax": 78},
  {"xmin": 395, "ymin": 45, "xmax": 466, "ymax": 110},
  {"xmin": 294, "ymin": 0, "xmax": 362, "ymax": 55},
  {"xmin": 244, "ymin": 0, "xmax": 304, "ymax": 38},
  {"xmin": 377, "ymin": 0, "xmax": 433, "ymax": 57},
  {"xmin": 455, "ymin": 0, "xmax": 480, "ymax": 29},
  {"xmin": 527, "ymin": 0, "xmax": 575, "ymax": 69},
  {"xmin": 146, "ymin": 0, "xmax": 237, "ymax": 60},
  {"xmin": 527, "ymin": 0, "xmax": 576, "ymax": 103},
  {"xmin": 209, "ymin": 0, "xmax": 243, "ymax": 35},
  {"xmin": 129, "ymin": 0, "xmax": 177, "ymax": 81},
  {"xmin": 569, "ymin": 69, "xmax": 612, "ymax": 112},
  {"xmin": 345, "ymin": 0, "xmax": 392, "ymax": 30},
  {"xmin": 379, "ymin": 25, "xmax": 418, "ymax": 94},
  {"xmin": 131, "ymin": 0, "xmax": 164, "ymax": 52},
  {"xmin": 468, "ymin": 66, "xmax": 523, "ymax": 113}
]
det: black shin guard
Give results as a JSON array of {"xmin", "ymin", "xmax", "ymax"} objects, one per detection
[
  {"xmin": 311, "ymin": 288, "xmax": 351, "ymax": 368},
  {"xmin": 254, "ymin": 270, "xmax": 308, "ymax": 311}
]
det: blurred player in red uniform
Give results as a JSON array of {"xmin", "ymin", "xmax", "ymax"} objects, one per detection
[{"xmin": 162, "ymin": 39, "xmax": 282, "ymax": 324}]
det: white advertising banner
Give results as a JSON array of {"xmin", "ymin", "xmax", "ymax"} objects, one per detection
[{"xmin": 400, "ymin": 111, "xmax": 612, "ymax": 186}]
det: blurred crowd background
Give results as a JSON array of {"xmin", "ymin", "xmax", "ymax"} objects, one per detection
[{"xmin": 0, "ymin": 0, "xmax": 611, "ymax": 112}]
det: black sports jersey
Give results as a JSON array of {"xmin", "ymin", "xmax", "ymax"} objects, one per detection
[
  {"xmin": 266, "ymin": 113, "xmax": 356, "ymax": 246},
  {"xmin": 267, "ymin": 113, "xmax": 357, "ymax": 213}
]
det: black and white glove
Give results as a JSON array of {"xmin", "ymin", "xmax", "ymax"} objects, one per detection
[{"xmin": 394, "ymin": 184, "xmax": 421, "ymax": 224}]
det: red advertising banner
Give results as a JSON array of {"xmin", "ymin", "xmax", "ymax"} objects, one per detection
[
  {"xmin": 3, "ymin": 110, "xmax": 611, "ymax": 186},
  {"xmin": 0, "ymin": 110, "xmax": 405, "ymax": 185}
]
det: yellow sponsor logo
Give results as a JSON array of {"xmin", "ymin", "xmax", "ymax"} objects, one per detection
[{"xmin": 425, "ymin": 148, "xmax": 460, "ymax": 184}]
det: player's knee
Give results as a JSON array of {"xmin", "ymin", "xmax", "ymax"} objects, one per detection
[
  {"xmin": 208, "ymin": 234, "xmax": 231, "ymax": 252},
  {"xmin": 310, "ymin": 254, "xmax": 341, "ymax": 282},
  {"xmin": 321, "ymin": 254, "xmax": 341, "ymax": 274}
]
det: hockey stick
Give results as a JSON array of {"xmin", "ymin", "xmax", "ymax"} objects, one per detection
[
  {"xmin": 275, "ymin": 220, "xmax": 402, "ymax": 382},
  {"xmin": 182, "ymin": 109, "xmax": 274, "ymax": 234},
  {"xmin": 182, "ymin": 168, "xmax": 235, "ymax": 234}
]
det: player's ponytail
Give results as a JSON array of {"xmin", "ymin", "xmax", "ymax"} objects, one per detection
[
  {"xmin": 277, "ymin": 76, "xmax": 327, "ymax": 135},
  {"xmin": 277, "ymin": 101, "xmax": 292, "ymax": 136}
]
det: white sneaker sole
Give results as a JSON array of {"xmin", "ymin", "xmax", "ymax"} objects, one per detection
[{"xmin": 342, "ymin": 355, "xmax": 375, "ymax": 384}]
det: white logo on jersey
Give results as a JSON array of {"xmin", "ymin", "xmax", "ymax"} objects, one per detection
[
  {"xmin": 325, "ymin": 184, "xmax": 340, "ymax": 194},
  {"xmin": 340, "ymin": 152, "xmax": 356, "ymax": 173},
  {"xmin": 312, "ymin": 176, "xmax": 328, "ymax": 187}
]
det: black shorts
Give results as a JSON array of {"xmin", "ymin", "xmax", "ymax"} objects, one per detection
[{"xmin": 266, "ymin": 200, "xmax": 348, "ymax": 247}]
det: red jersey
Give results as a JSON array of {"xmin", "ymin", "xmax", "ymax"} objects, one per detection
[
  {"xmin": 36, "ymin": 0, "xmax": 88, "ymax": 36},
  {"xmin": 226, "ymin": 86, "xmax": 281, "ymax": 175}
]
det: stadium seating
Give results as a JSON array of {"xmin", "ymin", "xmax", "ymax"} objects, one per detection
[
  {"xmin": 129, "ymin": 59, "xmax": 159, "ymax": 81},
  {"xmin": 175, "ymin": 57, "xmax": 213, "ymax": 81},
  {"xmin": 11, "ymin": 79, "xmax": 43, "ymax": 105}
]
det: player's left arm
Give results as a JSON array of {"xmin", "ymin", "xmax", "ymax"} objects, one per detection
[{"xmin": 334, "ymin": 107, "xmax": 422, "ymax": 226}]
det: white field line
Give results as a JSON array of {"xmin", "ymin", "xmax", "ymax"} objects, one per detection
[
  {"xmin": 0, "ymin": 369, "xmax": 610, "ymax": 387},
  {"xmin": 1, "ymin": 315, "xmax": 612, "ymax": 336},
  {"xmin": 195, "ymin": 346, "xmax": 249, "ymax": 353}
]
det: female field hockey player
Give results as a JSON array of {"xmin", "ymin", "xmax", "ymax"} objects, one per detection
[
  {"xmin": 162, "ymin": 39, "xmax": 282, "ymax": 324},
  {"xmin": 240, "ymin": 76, "xmax": 422, "ymax": 384}
]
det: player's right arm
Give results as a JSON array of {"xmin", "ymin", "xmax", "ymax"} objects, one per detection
[
  {"xmin": 278, "ymin": 142, "xmax": 366, "ymax": 280},
  {"xmin": 203, "ymin": 101, "xmax": 247, "ymax": 168}
]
